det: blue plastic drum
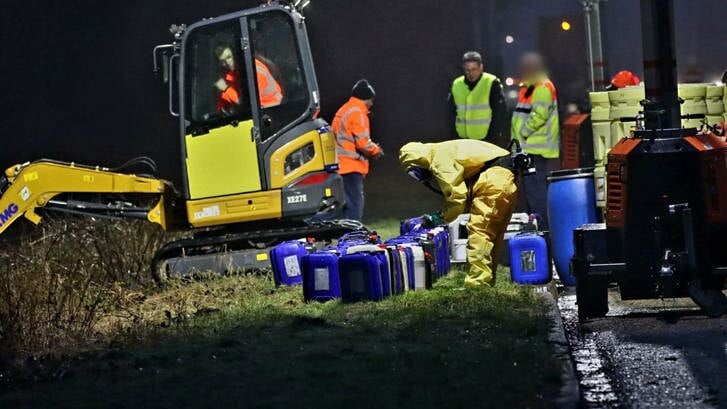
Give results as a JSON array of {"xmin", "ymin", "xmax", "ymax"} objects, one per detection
[{"xmin": 547, "ymin": 168, "xmax": 598, "ymax": 286}]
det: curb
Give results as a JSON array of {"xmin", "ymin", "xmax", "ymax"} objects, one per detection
[{"xmin": 539, "ymin": 287, "xmax": 581, "ymax": 409}]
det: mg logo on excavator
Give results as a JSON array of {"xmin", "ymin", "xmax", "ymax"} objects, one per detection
[{"xmin": 0, "ymin": 203, "xmax": 19, "ymax": 227}]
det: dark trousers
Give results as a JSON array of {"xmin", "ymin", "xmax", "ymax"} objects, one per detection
[
  {"xmin": 342, "ymin": 172, "xmax": 365, "ymax": 221},
  {"xmin": 518, "ymin": 155, "xmax": 559, "ymax": 230}
]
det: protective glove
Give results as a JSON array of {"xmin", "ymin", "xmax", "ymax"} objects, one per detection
[{"xmin": 422, "ymin": 211, "xmax": 444, "ymax": 228}]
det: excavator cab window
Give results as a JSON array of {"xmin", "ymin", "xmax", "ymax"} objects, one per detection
[
  {"xmin": 184, "ymin": 21, "xmax": 253, "ymax": 136},
  {"xmin": 248, "ymin": 10, "xmax": 310, "ymax": 141}
]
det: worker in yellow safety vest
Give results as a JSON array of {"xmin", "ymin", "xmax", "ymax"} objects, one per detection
[
  {"xmin": 400, "ymin": 139, "xmax": 526, "ymax": 287},
  {"xmin": 449, "ymin": 51, "xmax": 508, "ymax": 148},
  {"xmin": 511, "ymin": 52, "xmax": 560, "ymax": 229}
]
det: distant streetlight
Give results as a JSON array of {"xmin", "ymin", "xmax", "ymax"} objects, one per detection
[
  {"xmin": 505, "ymin": 35, "xmax": 515, "ymax": 44},
  {"xmin": 561, "ymin": 20, "xmax": 572, "ymax": 31},
  {"xmin": 505, "ymin": 77, "xmax": 515, "ymax": 86}
]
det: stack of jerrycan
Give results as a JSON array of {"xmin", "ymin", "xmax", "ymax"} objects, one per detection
[
  {"xmin": 589, "ymin": 91, "xmax": 611, "ymax": 209},
  {"xmin": 705, "ymin": 84, "xmax": 725, "ymax": 126},
  {"xmin": 397, "ymin": 217, "xmax": 452, "ymax": 285},
  {"xmin": 301, "ymin": 221, "xmax": 452, "ymax": 303},
  {"xmin": 678, "ymin": 83, "xmax": 708, "ymax": 129},
  {"xmin": 609, "ymin": 85, "xmax": 644, "ymax": 146},
  {"xmin": 591, "ymin": 85, "xmax": 645, "ymax": 211},
  {"xmin": 385, "ymin": 236, "xmax": 428, "ymax": 291},
  {"xmin": 301, "ymin": 230, "xmax": 381, "ymax": 302}
]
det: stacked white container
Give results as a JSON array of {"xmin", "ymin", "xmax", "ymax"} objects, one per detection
[
  {"xmin": 678, "ymin": 83, "xmax": 708, "ymax": 129},
  {"xmin": 609, "ymin": 85, "xmax": 644, "ymax": 147},
  {"xmin": 706, "ymin": 85, "xmax": 724, "ymax": 126},
  {"xmin": 590, "ymin": 91, "xmax": 611, "ymax": 209}
]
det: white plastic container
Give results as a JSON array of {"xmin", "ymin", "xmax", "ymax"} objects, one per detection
[
  {"xmin": 609, "ymin": 85, "xmax": 644, "ymax": 121},
  {"xmin": 448, "ymin": 214, "xmax": 470, "ymax": 263},
  {"xmin": 706, "ymin": 85, "xmax": 725, "ymax": 115},
  {"xmin": 679, "ymin": 83, "xmax": 708, "ymax": 128},
  {"xmin": 589, "ymin": 92, "xmax": 611, "ymax": 122}
]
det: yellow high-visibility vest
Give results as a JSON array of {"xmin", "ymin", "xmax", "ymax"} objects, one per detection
[{"xmin": 452, "ymin": 73, "xmax": 496, "ymax": 140}]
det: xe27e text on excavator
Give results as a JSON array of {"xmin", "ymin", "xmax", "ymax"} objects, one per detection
[{"xmin": 0, "ymin": 1, "xmax": 361, "ymax": 281}]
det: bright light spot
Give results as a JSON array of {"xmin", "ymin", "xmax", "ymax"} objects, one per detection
[
  {"xmin": 561, "ymin": 20, "xmax": 572, "ymax": 31},
  {"xmin": 507, "ymin": 90, "xmax": 519, "ymax": 99},
  {"xmin": 505, "ymin": 35, "xmax": 514, "ymax": 44},
  {"xmin": 505, "ymin": 77, "xmax": 515, "ymax": 86}
]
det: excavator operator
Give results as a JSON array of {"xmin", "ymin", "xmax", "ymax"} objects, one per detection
[
  {"xmin": 214, "ymin": 45, "xmax": 283, "ymax": 113},
  {"xmin": 400, "ymin": 139, "xmax": 530, "ymax": 287},
  {"xmin": 214, "ymin": 46, "xmax": 242, "ymax": 114}
]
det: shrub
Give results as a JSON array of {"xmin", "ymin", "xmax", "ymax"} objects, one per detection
[{"xmin": 0, "ymin": 218, "xmax": 166, "ymax": 359}]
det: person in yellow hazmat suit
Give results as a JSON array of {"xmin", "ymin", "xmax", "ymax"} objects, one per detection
[{"xmin": 400, "ymin": 139, "xmax": 534, "ymax": 286}]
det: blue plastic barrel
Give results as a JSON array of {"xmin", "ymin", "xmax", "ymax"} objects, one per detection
[{"xmin": 547, "ymin": 168, "xmax": 598, "ymax": 286}]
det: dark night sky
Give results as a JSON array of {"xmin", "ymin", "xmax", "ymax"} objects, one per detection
[{"xmin": 0, "ymin": 0, "xmax": 724, "ymax": 219}]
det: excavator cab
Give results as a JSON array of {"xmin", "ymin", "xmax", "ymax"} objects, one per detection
[
  {"xmin": 0, "ymin": 2, "xmax": 352, "ymax": 280},
  {"xmin": 157, "ymin": 2, "xmax": 343, "ymax": 229}
]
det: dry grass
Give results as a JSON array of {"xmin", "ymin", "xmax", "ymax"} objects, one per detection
[{"xmin": 0, "ymin": 218, "xmax": 167, "ymax": 360}]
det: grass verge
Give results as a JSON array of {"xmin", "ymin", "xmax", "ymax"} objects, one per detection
[{"xmin": 0, "ymin": 219, "xmax": 561, "ymax": 408}]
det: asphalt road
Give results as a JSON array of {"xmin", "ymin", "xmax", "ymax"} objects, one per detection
[{"xmin": 559, "ymin": 289, "xmax": 727, "ymax": 408}]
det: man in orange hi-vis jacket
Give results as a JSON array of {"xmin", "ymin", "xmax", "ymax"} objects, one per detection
[
  {"xmin": 332, "ymin": 79, "xmax": 383, "ymax": 221},
  {"xmin": 214, "ymin": 46, "xmax": 283, "ymax": 112}
]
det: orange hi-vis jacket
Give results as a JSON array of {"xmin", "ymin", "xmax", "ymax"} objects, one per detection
[
  {"xmin": 216, "ymin": 59, "xmax": 283, "ymax": 112},
  {"xmin": 256, "ymin": 58, "xmax": 283, "ymax": 108},
  {"xmin": 217, "ymin": 70, "xmax": 241, "ymax": 112},
  {"xmin": 332, "ymin": 97, "xmax": 381, "ymax": 176}
]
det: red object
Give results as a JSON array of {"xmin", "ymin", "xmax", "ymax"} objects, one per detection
[
  {"xmin": 685, "ymin": 132, "xmax": 727, "ymax": 222},
  {"xmin": 216, "ymin": 70, "xmax": 241, "ymax": 112},
  {"xmin": 560, "ymin": 113, "xmax": 594, "ymax": 170},
  {"xmin": 610, "ymin": 70, "xmax": 641, "ymax": 89},
  {"xmin": 291, "ymin": 172, "xmax": 329, "ymax": 187},
  {"xmin": 606, "ymin": 138, "xmax": 641, "ymax": 228}
]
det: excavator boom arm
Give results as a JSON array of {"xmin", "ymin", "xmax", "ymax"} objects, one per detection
[{"xmin": 0, "ymin": 160, "xmax": 168, "ymax": 234}]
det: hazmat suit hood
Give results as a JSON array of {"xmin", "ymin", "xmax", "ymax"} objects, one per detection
[{"xmin": 399, "ymin": 142, "xmax": 433, "ymax": 170}]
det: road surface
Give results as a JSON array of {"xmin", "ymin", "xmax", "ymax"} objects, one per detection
[{"xmin": 559, "ymin": 289, "xmax": 727, "ymax": 408}]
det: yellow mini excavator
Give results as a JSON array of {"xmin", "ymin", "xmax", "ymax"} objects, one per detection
[{"xmin": 0, "ymin": 1, "xmax": 360, "ymax": 281}]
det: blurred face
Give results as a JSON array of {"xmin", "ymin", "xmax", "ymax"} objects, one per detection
[
  {"xmin": 463, "ymin": 61, "xmax": 484, "ymax": 83},
  {"xmin": 364, "ymin": 98, "xmax": 374, "ymax": 109},
  {"xmin": 218, "ymin": 48, "xmax": 235, "ymax": 71},
  {"xmin": 520, "ymin": 54, "xmax": 543, "ymax": 80}
]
